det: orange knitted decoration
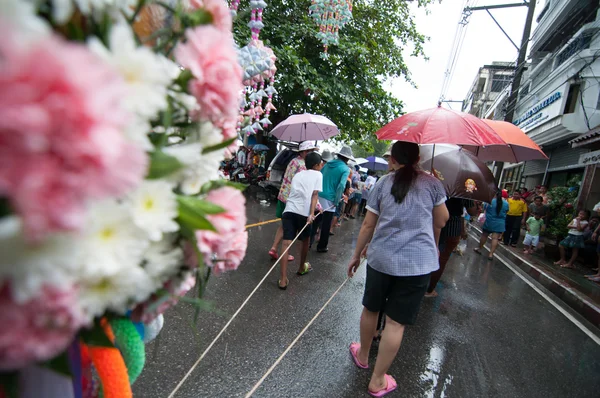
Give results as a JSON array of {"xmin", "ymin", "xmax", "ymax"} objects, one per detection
[{"xmin": 86, "ymin": 320, "xmax": 132, "ymax": 398}]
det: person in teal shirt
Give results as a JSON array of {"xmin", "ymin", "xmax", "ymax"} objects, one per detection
[{"xmin": 315, "ymin": 145, "xmax": 353, "ymax": 252}]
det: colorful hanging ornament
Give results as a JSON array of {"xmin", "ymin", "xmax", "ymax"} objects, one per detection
[
  {"xmin": 235, "ymin": 0, "xmax": 277, "ymax": 138},
  {"xmin": 309, "ymin": 0, "xmax": 353, "ymax": 57}
]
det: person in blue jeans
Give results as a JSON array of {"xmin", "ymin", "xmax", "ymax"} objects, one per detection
[{"xmin": 474, "ymin": 190, "xmax": 509, "ymax": 260}]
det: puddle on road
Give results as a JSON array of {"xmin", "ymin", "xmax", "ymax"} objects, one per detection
[{"xmin": 419, "ymin": 344, "xmax": 454, "ymax": 398}]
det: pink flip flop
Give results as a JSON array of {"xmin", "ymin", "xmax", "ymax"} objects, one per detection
[
  {"xmin": 368, "ymin": 374, "xmax": 397, "ymax": 397},
  {"xmin": 268, "ymin": 249, "xmax": 294, "ymax": 262},
  {"xmin": 349, "ymin": 343, "xmax": 368, "ymax": 369}
]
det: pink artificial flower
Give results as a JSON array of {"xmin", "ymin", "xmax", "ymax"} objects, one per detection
[
  {"xmin": 0, "ymin": 284, "xmax": 86, "ymax": 371},
  {"xmin": 214, "ymin": 117, "xmax": 240, "ymax": 152},
  {"xmin": 188, "ymin": 0, "xmax": 233, "ymax": 33},
  {"xmin": 195, "ymin": 187, "xmax": 247, "ymax": 273},
  {"xmin": 175, "ymin": 26, "xmax": 243, "ymax": 123},
  {"xmin": 130, "ymin": 273, "xmax": 197, "ymax": 324},
  {"xmin": 0, "ymin": 33, "xmax": 147, "ymax": 240}
]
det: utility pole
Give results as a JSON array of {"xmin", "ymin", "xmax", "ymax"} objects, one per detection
[{"xmin": 495, "ymin": 0, "xmax": 536, "ymax": 183}]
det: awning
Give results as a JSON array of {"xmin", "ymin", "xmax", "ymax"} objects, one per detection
[{"xmin": 570, "ymin": 126, "xmax": 600, "ymax": 148}]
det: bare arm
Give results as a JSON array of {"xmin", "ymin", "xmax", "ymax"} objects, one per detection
[
  {"xmin": 433, "ymin": 204, "xmax": 450, "ymax": 247},
  {"xmin": 308, "ymin": 191, "xmax": 319, "ymax": 223},
  {"xmin": 347, "ymin": 211, "xmax": 379, "ymax": 277}
]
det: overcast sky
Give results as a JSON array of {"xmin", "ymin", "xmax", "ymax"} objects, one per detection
[{"xmin": 388, "ymin": 0, "xmax": 530, "ymax": 112}]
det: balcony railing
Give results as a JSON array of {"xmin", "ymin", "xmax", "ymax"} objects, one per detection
[{"xmin": 555, "ymin": 29, "xmax": 597, "ymax": 68}]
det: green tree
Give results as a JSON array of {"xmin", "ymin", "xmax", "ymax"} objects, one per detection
[
  {"xmin": 351, "ymin": 136, "xmax": 390, "ymax": 159},
  {"xmin": 233, "ymin": 0, "xmax": 435, "ymax": 144}
]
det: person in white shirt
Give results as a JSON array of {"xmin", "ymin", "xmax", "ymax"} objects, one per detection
[
  {"xmin": 237, "ymin": 147, "xmax": 246, "ymax": 166},
  {"xmin": 361, "ymin": 170, "xmax": 377, "ymax": 216},
  {"xmin": 555, "ymin": 209, "xmax": 590, "ymax": 269},
  {"xmin": 278, "ymin": 152, "xmax": 324, "ymax": 289}
]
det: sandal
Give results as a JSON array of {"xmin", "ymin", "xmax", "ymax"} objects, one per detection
[
  {"xmin": 349, "ymin": 343, "xmax": 369, "ymax": 369},
  {"xmin": 560, "ymin": 264, "xmax": 574, "ymax": 269},
  {"xmin": 278, "ymin": 279, "xmax": 289, "ymax": 290},
  {"xmin": 368, "ymin": 374, "xmax": 397, "ymax": 397},
  {"xmin": 473, "ymin": 248, "xmax": 482, "ymax": 255},
  {"xmin": 268, "ymin": 249, "xmax": 294, "ymax": 262},
  {"xmin": 297, "ymin": 262, "xmax": 313, "ymax": 276}
]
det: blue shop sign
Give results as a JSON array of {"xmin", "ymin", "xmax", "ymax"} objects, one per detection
[{"xmin": 514, "ymin": 92, "xmax": 562, "ymax": 126}]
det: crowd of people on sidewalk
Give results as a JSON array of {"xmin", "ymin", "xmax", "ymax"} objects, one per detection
[{"xmin": 265, "ymin": 139, "xmax": 600, "ymax": 397}]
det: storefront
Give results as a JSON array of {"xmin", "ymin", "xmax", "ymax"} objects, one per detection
[{"xmin": 571, "ymin": 128, "xmax": 600, "ymax": 211}]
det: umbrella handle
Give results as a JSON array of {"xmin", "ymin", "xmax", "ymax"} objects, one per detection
[{"xmin": 430, "ymin": 144, "xmax": 435, "ymax": 172}]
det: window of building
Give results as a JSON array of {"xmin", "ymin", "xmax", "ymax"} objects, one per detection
[
  {"xmin": 491, "ymin": 74, "xmax": 512, "ymax": 92},
  {"xmin": 564, "ymin": 83, "xmax": 581, "ymax": 114},
  {"xmin": 519, "ymin": 83, "xmax": 530, "ymax": 100},
  {"xmin": 476, "ymin": 78, "xmax": 486, "ymax": 92}
]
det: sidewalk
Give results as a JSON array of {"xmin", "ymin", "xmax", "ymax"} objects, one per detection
[{"xmin": 472, "ymin": 226, "xmax": 600, "ymax": 331}]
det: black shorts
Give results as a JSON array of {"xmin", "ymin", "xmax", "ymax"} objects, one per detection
[
  {"xmin": 282, "ymin": 212, "xmax": 311, "ymax": 241},
  {"xmin": 362, "ymin": 265, "xmax": 430, "ymax": 326}
]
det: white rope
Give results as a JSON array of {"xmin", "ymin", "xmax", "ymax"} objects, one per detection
[
  {"xmin": 168, "ymin": 207, "xmax": 334, "ymax": 398},
  {"xmin": 245, "ymin": 258, "xmax": 365, "ymax": 397}
]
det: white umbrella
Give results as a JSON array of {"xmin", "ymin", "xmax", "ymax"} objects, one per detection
[{"xmin": 270, "ymin": 113, "xmax": 340, "ymax": 142}]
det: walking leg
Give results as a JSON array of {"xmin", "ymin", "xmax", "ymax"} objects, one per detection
[
  {"xmin": 317, "ymin": 211, "xmax": 334, "ymax": 251},
  {"xmin": 369, "ymin": 317, "xmax": 406, "ymax": 393},
  {"xmin": 357, "ymin": 307, "xmax": 379, "ymax": 365}
]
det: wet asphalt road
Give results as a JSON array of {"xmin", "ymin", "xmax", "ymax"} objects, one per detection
[{"xmin": 134, "ymin": 197, "xmax": 600, "ymax": 398}]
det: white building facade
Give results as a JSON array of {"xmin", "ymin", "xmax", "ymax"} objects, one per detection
[{"xmin": 502, "ymin": 0, "xmax": 600, "ymax": 210}]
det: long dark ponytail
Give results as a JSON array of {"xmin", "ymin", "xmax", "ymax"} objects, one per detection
[
  {"xmin": 495, "ymin": 189, "xmax": 503, "ymax": 216},
  {"xmin": 390, "ymin": 141, "xmax": 420, "ymax": 204}
]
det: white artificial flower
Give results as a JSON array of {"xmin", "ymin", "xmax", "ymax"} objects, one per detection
[
  {"xmin": 88, "ymin": 21, "xmax": 178, "ymax": 121},
  {"xmin": 143, "ymin": 238, "xmax": 184, "ymax": 285},
  {"xmin": 128, "ymin": 180, "xmax": 179, "ymax": 242},
  {"xmin": 126, "ymin": 117, "xmax": 154, "ymax": 151},
  {"xmin": 169, "ymin": 90, "xmax": 200, "ymax": 113},
  {"xmin": 163, "ymin": 142, "xmax": 224, "ymax": 195},
  {"xmin": 0, "ymin": 217, "xmax": 80, "ymax": 303},
  {"xmin": 1, "ymin": 1, "xmax": 50, "ymax": 44},
  {"xmin": 78, "ymin": 200, "xmax": 149, "ymax": 278},
  {"xmin": 180, "ymin": 150, "xmax": 224, "ymax": 194},
  {"xmin": 78, "ymin": 263, "xmax": 156, "ymax": 319},
  {"xmin": 75, "ymin": 0, "xmax": 138, "ymax": 19}
]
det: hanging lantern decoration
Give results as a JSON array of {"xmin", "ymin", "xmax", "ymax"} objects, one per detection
[
  {"xmin": 234, "ymin": 0, "xmax": 277, "ymax": 138},
  {"xmin": 309, "ymin": 0, "xmax": 353, "ymax": 58}
]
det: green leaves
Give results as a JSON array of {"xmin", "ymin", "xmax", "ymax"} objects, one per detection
[
  {"xmin": 176, "ymin": 196, "xmax": 226, "ymax": 232},
  {"xmin": 146, "ymin": 151, "xmax": 184, "ymax": 179},
  {"xmin": 41, "ymin": 351, "xmax": 71, "ymax": 377},
  {"xmin": 202, "ymin": 138, "xmax": 236, "ymax": 154}
]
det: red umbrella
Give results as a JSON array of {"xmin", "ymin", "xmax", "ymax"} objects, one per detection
[
  {"xmin": 375, "ymin": 106, "xmax": 505, "ymax": 146},
  {"xmin": 463, "ymin": 119, "xmax": 548, "ymax": 162}
]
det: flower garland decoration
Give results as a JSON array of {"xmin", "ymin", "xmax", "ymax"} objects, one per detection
[
  {"xmin": 309, "ymin": 0, "xmax": 353, "ymax": 58},
  {"xmin": 0, "ymin": 0, "xmax": 249, "ymax": 395}
]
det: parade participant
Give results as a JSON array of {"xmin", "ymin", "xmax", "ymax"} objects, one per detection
[
  {"xmin": 474, "ymin": 190, "xmax": 509, "ymax": 260},
  {"xmin": 425, "ymin": 198, "xmax": 477, "ymax": 298},
  {"xmin": 523, "ymin": 211, "xmax": 544, "ymax": 254},
  {"xmin": 237, "ymin": 147, "xmax": 247, "ymax": 166},
  {"xmin": 554, "ymin": 210, "xmax": 590, "ymax": 269},
  {"xmin": 361, "ymin": 170, "xmax": 378, "ymax": 216},
  {"xmin": 268, "ymin": 141, "xmax": 318, "ymax": 261},
  {"xmin": 316, "ymin": 145, "xmax": 354, "ymax": 253},
  {"xmin": 503, "ymin": 191, "xmax": 528, "ymax": 247},
  {"xmin": 346, "ymin": 141, "xmax": 449, "ymax": 397},
  {"xmin": 259, "ymin": 151, "xmax": 266, "ymax": 169},
  {"xmin": 277, "ymin": 152, "xmax": 323, "ymax": 289},
  {"xmin": 309, "ymin": 150, "xmax": 334, "ymax": 247},
  {"xmin": 346, "ymin": 165, "xmax": 361, "ymax": 219}
]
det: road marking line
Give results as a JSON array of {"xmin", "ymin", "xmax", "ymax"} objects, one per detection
[
  {"xmin": 167, "ymin": 221, "xmax": 313, "ymax": 398},
  {"xmin": 468, "ymin": 233, "xmax": 600, "ymax": 345},
  {"xmin": 245, "ymin": 271, "xmax": 356, "ymax": 397},
  {"xmin": 245, "ymin": 218, "xmax": 280, "ymax": 229}
]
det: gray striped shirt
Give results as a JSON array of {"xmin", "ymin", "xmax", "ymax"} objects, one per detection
[{"xmin": 366, "ymin": 172, "xmax": 447, "ymax": 277}]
